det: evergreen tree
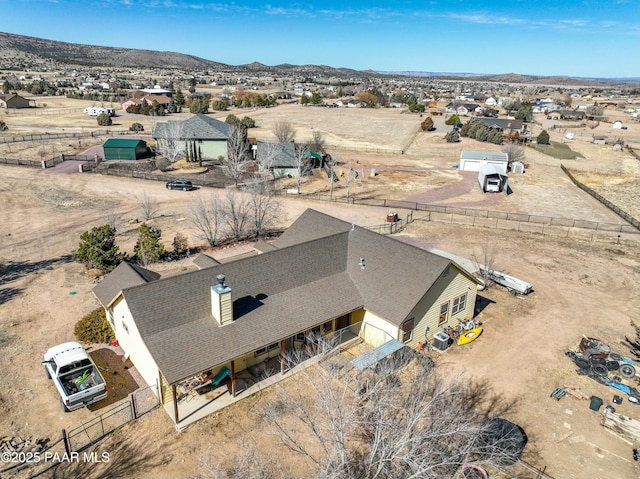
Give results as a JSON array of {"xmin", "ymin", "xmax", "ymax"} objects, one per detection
[
  {"xmin": 134, "ymin": 223, "xmax": 165, "ymax": 265},
  {"xmin": 537, "ymin": 130, "xmax": 551, "ymax": 145},
  {"xmin": 73, "ymin": 225, "xmax": 125, "ymax": 272}
]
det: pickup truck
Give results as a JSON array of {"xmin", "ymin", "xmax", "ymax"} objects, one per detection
[{"xmin": 42, "ymin": 342, "xmax": 108, "ymax": 412}]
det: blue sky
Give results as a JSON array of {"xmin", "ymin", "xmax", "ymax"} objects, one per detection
[{"xmin": 2, "ymin": 0, "xmax": 639, "ymax": 78}]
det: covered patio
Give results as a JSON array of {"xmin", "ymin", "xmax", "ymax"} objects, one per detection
[{"xmin": 165, "ymin": 322, "xmax": 363, "ymax": 430}]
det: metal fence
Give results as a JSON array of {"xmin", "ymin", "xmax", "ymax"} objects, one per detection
[{"xmin": 0, "ymin": 385, "xmax": 160, "ymax": 478}]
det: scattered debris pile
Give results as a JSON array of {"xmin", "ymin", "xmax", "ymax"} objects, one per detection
[
  {"xmin": 0, "ymin": 435, "xmax": 50, "ymax": 456},
  {"xmin": 566, "ymin": 337, "xmax": 640, "ymax": 402}
]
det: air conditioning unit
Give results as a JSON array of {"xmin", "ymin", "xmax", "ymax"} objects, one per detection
[{"xmin": 432, "ymin": 331, "xmax": 451, "ymax": 351}]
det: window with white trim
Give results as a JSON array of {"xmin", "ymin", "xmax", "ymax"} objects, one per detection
[
  {"xmin": 439, "ymin": 302, "xmax": 449, "ymax": 325},
  {"xmin": 401, "ymin": 318, "xmax": 415, "ymax": 342},
  {"xmin": 452, "ymin": 293, "xmax": 467, "ymax": 315}
]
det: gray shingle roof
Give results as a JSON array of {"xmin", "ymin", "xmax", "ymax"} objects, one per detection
[
  {"xmin": 92, "ymin": 262, "xmax": 160, "ymax": 306},
  {"xmin": 192, "ymin": 253, "xmax": 220, "ymax": 269},
  {"xmin": 153, "ymin": 114, "xmax": 235, "ymax": 140},
  {"xmin": 102, "ymin": 209, "xmax": 462, "ymax": 384}
]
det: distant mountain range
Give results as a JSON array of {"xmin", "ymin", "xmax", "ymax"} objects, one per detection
[{"xmin": 1, "ymin": 32, "xmax": 638, "ymax": 86}]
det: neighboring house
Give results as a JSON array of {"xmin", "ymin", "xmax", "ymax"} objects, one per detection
[
  {"xmin": 122, "ymin": 95, "xmax": 171, "ymax": 111},
  {"xmin": 153, "ymin": 114, "xmax": 235, "ymax": 160},
  {"xmin": 0, "ymin": 93, "xmax": 30, "ymax": 109},
  {"xmin": 557, "ymin": 110, "xmax": 586, "ymax": 121},
  {"xmin": 477, "ymin": 118, "xmax": 529, "ymax": 139},
  {"xmin": 92, "ymin": 209, "xmax": 481, "ymax": 425},
  {"xmin": 103, "ymin": 138, "xmax": 148, "ymax": 161},
  {"xmin": 484, "ymin": 97, "xmax": 497, "ymax": 106},
  {"xmin": 593, "ymin": 136, "xmax": 608, "ymax": 144},
  {"xmin": 256, "ymin": 142, "xmax": 317, "ymax": 178},
  {"xmin": 445, "ymin": 102, "xmax": 481, "ymax": 116},
  {"xmin": 459, "ymin": 150, "xmax": 509, "ymax": 173}
]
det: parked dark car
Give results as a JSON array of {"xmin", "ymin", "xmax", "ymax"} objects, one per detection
[{"xmin": 166, "ymin": 179, "xmax": 193, "ymax": 191}]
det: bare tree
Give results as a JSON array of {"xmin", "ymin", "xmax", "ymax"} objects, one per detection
[
  {"xmin": 472, "ymin": 241, "xmax": 497, "ymax": 290},
  {"xmin": 309, "ymin": 130, "xmax": 326, "ymax": 154},
  {"xmin": 293, "ymin": 143, "xmax": 312, "ymax": 194},
  {"xmin": 156, "ymin": 120, "xmax": 185, "ymax": 167},
  {"xmin": 224, "ymin": 126, "xmax": 251, "ymax": 187},
  {"xmin": 324, "ymin": 154, "xmax": 337, "ymax": 201},
  {"xmin": 343, "ymin": 167, "xmax": 358, "ymax": 200},
  {"xmin": 273, "ymin": 120, "xmax": 295, "ymax": 143},
  {"xmin": 501, "ymin": 141, "xmax": 525, "ymax": 170},
  {"xmin": 138, "ymin": 190, "xmax": 159, "ymax": 221},
  {"xmin": 103, "ymin": 208, "xmax": 120, "ymax": 231},
  {"xmin": 259, "ymin": 343, "xmax": 518, "ymax": 479},
  {"xmin": 223, "ymin": 187, "xmax": 250, "ymax": 242},
  {"xmin": 246, "ymin": 181, "xmax": 284, "ymax": 239},
  {"xmin": 256, "ymin": 141, "xmax": 281, "ymax": 181},
  {"xmin": 189, "ymin": 194, "xmax": 223, "ymax": 248}
]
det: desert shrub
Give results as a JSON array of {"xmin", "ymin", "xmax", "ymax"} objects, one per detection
[
  {"xmin": 97, "ymin": 112, "xmax": 112, "ymax": 126},
  {"xmin": 173, "ymin": 232, "xmax": 189, "ymax": 256},
  {"xmin": 240, "ymin": 116, "xmax": 256, "ymax": 128},
  {"xmin": 74, "ymin": 307, "xmax": 114, "ymax": 344},
  {"xmin": 156, "ymin": 157, "xmax": 171, "ymax": 171},
  {"xmin": 445, "ymin": 130, "xmax": 460, "ymax": 143},
  {"xmin": 420, "ymin": 116, "xmax": 434, "ymax": 131},
  {"xmin": 409, "ymin": 103, "xmax": 425, "ymax": 113},
  {"xmin": 129, "ymin": 122, "xmax": 144, "ymax": 132},
  {"xmin": 445, "ymin": 114, "xmax": 461, "ymax": 126},
  {"xmin": 0, "ymin": 119, "xmax": 7, "ymax": 131}
]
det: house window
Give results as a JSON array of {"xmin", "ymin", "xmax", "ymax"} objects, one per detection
[
  {"xmin": 401, "ymin": 318, "xmax": 414, "ymax": 343},
  {"xmin": 323, "ymin": 321, "xmax": 333, "ymax": 333},
  {"xmin": 295, "ymin": 332, "xmax": 306, "ymax": 342},
  {"xmin": 452, "ymin": 293, "xmax": 467, "ymax": 315},
  {"xmin": 107, "ymin": 309, "xmax": 114, "ymax": 328},
  {"xmin": 254, "ymin": 342, "xmax": 279, "ymax": 357},
  {"xmin": 439, "ymin": 302, "xmax": 449, "ymax": 325}
]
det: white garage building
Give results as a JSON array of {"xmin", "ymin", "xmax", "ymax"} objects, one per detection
[{"xmin": 459, "ymin": 151, "xmax": 508, "ymax": 173}]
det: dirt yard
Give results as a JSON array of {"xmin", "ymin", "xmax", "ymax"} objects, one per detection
[{"xmin": 1, "ymin": 97, "xmax": 640, "ymax": 479}]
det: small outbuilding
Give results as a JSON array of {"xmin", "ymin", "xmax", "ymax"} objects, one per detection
[
  {"xmin": 478, "ymin": 164, "xmax": 508, "ymax": 193},
  {"xmin": 0, "ymin": 93, "xmax": 30, "ymax": 109},
  {"xmin": 459, "ymin": 150, "xmax": 508, "ymax": 173},
  {"xmin": 103, "ymin": 138, "xmax": 148, "ymax": 161}
]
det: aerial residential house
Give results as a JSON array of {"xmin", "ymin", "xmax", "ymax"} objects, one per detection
[
  {"xmin": 92, "ymin": 209, "xmax": 481, "ymax": 425},
  {"xmin": 477, "ymin": 118, "xmax": 529, "ymax": 140},
  {"xmin": 122, "ymin": 95, "xmax": 171, "ymax": 112},
  {"xmin": 557, "ymin": 110, "xmax": 586, "ymax": 121},
  {"xmin": 0, "ymin": 93, "xmax": 30, "ymax": 109},
  {"xmin": 445, "ymin": 102, "xmax": 481, "ymax": 116},
  {"xmin": 153, "ymin": 114, "xmax": 236, "ymax": 161},
  {"xmin": 592, "ymin": 135, "xmax": 608, "ymax": 144}
]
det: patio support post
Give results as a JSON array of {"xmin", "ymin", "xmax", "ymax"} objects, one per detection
[
  {"xmin": 230, "ymin": 361, "xmax": 236, "ymax": 397},
  {"xmin": 172, "ymin": 384, "xmax": 179, "ymax": 424},
  {"xmin": 280, "ymin": 339, "xmax": 285, "ymax": 374}
]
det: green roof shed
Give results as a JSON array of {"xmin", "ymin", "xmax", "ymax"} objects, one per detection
[{"xmin": 103, "ymin": 138, "xmax": 148, "ymax": 161}]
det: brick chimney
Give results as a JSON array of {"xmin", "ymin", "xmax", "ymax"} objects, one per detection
[{"xmin": 211, "ymin": 274, "xmax": 233, "ymax": 325}]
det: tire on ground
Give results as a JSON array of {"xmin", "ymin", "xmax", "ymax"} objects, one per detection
[
  {"xmin": 592, "ymin": 363, "xmax": 608, "ymax": 376},
  {"xmin": 620, "ymin": 364, "xmax": 636, "ymax": 378}
]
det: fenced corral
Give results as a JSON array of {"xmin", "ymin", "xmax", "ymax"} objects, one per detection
[{"xmin": 561, "ymin": 164, "xmax": 640, "ymax": 230}]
